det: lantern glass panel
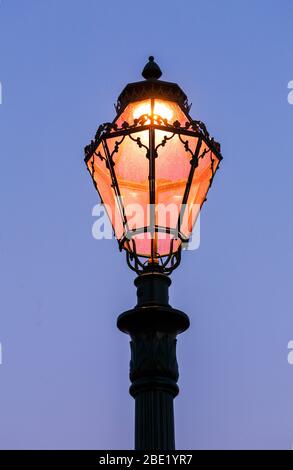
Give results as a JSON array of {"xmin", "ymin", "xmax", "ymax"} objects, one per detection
[{"xmin": 86, "ymin": 142, "xmax": 124, "ymax": 239}]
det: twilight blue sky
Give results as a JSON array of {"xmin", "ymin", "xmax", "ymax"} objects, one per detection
[{"xmin": 0, "ymin": 0, "xmax": 293, "ymax": 450}]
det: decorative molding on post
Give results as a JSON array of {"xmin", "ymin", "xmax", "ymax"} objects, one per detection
[{"xmin": 130, "ymin": 333, "xmax": 179, "ymax": 396}]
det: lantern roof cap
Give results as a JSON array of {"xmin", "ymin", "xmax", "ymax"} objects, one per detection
[{"xmin": 116, "ymin": 57, "xmax": 190, "ymax": 114}]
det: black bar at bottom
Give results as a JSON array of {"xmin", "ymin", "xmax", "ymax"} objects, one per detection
[{"xmin": 0, "ymin": 450, "xmax": 292, "ymax": 468}]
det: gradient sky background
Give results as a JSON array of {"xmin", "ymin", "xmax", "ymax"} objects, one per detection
[{"xmin": 0, "ymin": 0, "xmax": 293, "ymax": 450}]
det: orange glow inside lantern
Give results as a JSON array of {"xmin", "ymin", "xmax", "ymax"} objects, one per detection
[{"xmin": 85, "ymin": 93, "xmax": 221, "ymax": 272}]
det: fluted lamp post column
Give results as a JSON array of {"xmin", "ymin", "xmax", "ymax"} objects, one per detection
[{"xmin": 84, "ymin": 57, "xmax": 222, "ymax": 450}]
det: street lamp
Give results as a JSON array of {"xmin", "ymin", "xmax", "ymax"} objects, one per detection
[{"xmin": 84, "ymin": 57, "xmax": 222, "ymax": 450}]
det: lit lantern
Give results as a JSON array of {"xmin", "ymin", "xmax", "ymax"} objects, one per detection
[{"xmin": 84, "ymin": 57, "xmax": 222, "ymax": 274}]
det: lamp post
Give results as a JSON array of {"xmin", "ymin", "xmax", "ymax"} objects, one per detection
[{"xmin": 84, "ymin": 57, "xmax": 222, "ymax": 450}]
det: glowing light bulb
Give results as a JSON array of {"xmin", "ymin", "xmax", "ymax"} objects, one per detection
[
  {"xmin": 154, "ymin": 102, "xmax": 173, "ymax": 122},
  {"xmin": 133, "ymin": 101, "xmax": 173, "ymax": 122},
  {"xmin": 133, "ymin": 103, "xmax": 151, "ymax": 120}
]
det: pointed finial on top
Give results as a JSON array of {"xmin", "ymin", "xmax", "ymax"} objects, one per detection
[{"xmin": 142, "ymin": 56, "xmax": 162, "ymax": 80}]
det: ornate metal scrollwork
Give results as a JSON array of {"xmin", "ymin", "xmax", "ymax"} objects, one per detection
[
  {"xmin": 155, "ymin": 133, "xmax": 175, "ymax": 157},
  {"xmin": 128, "ymin": 133, "xmax": 149, "ymax": 158},
  {"xmin": 85, "ymin": 113, "xmax": 221, "ymax": 162}
]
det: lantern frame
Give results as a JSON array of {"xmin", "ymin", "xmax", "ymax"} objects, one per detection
[{"xmin": 84, "ymin": 71, "xmax": 222, "ymax": 275}]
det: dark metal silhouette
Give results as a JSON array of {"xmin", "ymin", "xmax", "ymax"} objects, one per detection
[
  {"xmin": 117, "ymin": 272, "xmax": 189, "ymax": 449},
  {"xmin": 84, "ymin": 57, "xmax": 222, "ymax": 450}
]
